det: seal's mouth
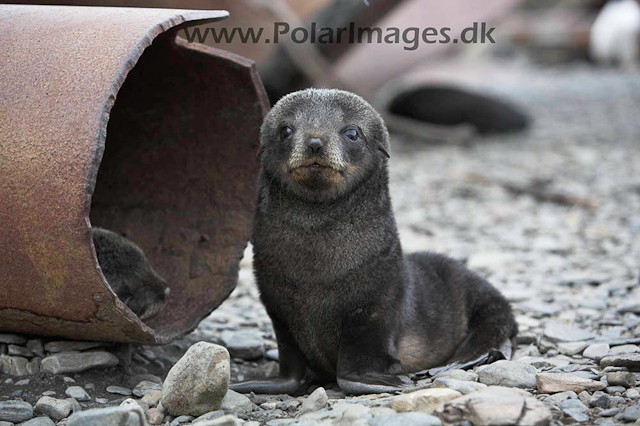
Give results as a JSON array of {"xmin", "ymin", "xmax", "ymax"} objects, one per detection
[{"xmin": 291, "ymin": 158, "xmax": 340, "ymax": 172}]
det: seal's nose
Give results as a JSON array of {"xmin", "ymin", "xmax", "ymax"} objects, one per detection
[
  {"xmin": 308, "ymin": 138, "xmax": 323, "ymax": 155},
  {"xmin": 164, "ymin": 287, "xmax": 171, "ymax": 299}
]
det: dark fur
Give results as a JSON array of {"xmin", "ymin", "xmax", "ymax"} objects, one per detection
[
  {"xmin": 92, "ymin": 228, "xmax": 169, "ymax": 322},
  {"xmin": 231, "ymin": 89, "xmax": 517, "ymax": 395}
]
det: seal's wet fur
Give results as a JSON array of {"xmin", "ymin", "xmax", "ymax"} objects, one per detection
[
  {"xmin": 232, "ymin": 89, "xmax": 517, "ymax": 395},
  {"xmin": 92, "ymin": 228, "xmax": 169, "ymax": 322}
]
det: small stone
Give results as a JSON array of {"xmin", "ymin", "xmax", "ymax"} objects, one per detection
[
  {"xmin": 300, "ymin": 387, "xmax": 328, "ymax": 414},
  {"xmin": 1, "ymin": 355, "xmax": 29, "ymax": 376},
  {"xmin": 544, "ymin": 390, "xmax": 578, "ymax": 406},
  {"xmin": 66, "ymin": 405, "xmax": 146, "ymax": 426},
  {"xmin": 147, "ymin": 407, "xmax": 164, "ymax": 425},
  {"xmin": 141, "ymin": 390, "xmax": 162, "ymax": 407},
  {"xmin": 34, "ymin": 396, "xmax": 72, "ymax": 421},
  {"xmin": 589, "ymin": 391, "xmax": 611, "ymax": 408},
  {"xmin": 63, "ymin": 376, "xmax": 75, "ymax": 383},
  {"xmin": 43, "ymin": 341, "xmax": 106, "ymax": 353},
  {"xmin": 67, "ymin": 397, "xmax": 82, "ymax": 414},
  {"xmin": 42, "ymin": 391, "xmax": 56, "ymax": 396},
  {"xmin": 431, "ymin": 378, "xmax": 487, "ymax": 394},
  {"xmin": 433, "ymin": 369, "xmax": 478, "ymax": 382},
  {"xmin": 369, "ymin": 412, "xmax": 442, "ymax": 426},
  {"xmin": 198, "ymin": 415, "xmax": 241, "ymax": 426},
  {"xmin": 161, "ymin": 342, "xmax": 230, "ymax": 417},
  {"xmin": 557, "ymin": 341, "xmax": 590, "ymax": 355},
  {"xmin": 265, "ymin": 348, "xmax": 279, "ymax": 361},
  {"xmin": 543, "ymin": 321, "xmax": 595, "ymax": 342},
  {"xmin": 583, "ymin": 343, "xmax": 610, "ymax": 360},
  {"xmin": 627, "ymin": 388, "xmax": 640, "ymax": 399},
  {"xmin": 610, "ymin": 344, "xmax": 639, "ymax": 354},
  {"xmin": 391, "ymin": 388, "xmax": 461, "ymax": 414},
  {"xmin": 40, "ymin": 351, "xmax": 119, "ymax": 374},
  {"xmin": 16, "ymin": 378, "xmax": 30, "ymax": 385},
  {"xmin": 622, "ymin": 404, "xmax": 640, "ymax": 422},
  {"xmin": 27, "ymin": 358, "xmax": 40, "ymax": 375},
  {"xmin": 220, "ymin": 330, "xmax": 265, "ymax": 360},
  {"xmin": 132, "ymin": 380, "xmax": 162, "ymax": 397},
  {"xmin": 220, "ymin": 390, "xmax": 255, "ymax": 416},
  {"xmin": 26, "ymin": 339, "xmax": 45, "ymax": 357},
  {"xmin": 0, "ymin": 334, "xmax": 27, "ymax": 345},
  {"xmin": 65, "ymin": 386, "xmax": 91, "ymax": 401},
  {"xmin": 600, "ymin": 353, "xmax": 640, "ymax": 369},
  {"xmin": 8, "ymin": 344, "xmax": 33, "ymax": 358},
  {"xmin": 559, "ymin": 398, "xmax": 588, "ymax": 412},
  {"xmin": 95, "ymin": 398, "xmax": 108, "ymax": 404},
  {"xmin": 477, "ymin": 360, "xmax": 537, "ymax": 388},
  {"xmin": 600, "ymin": 408, "xmax": 620, "ymax": 417},
  {"xmin": 21, "ymin": 417, "xmax": 56, "ymax": 426},
  {"xmin": 193, "ymin": 410, "xmax": 225, "ymax": 424},
  {"xmin": 170, "ymin": 415, "xmax": 194, "ymax": 425},
  {"xmin": 606, "ymin": 371, "xmax": 636, "ymax": 387},
  {"xmin": 604, "ymin": 385, "xmax": 626, "ymax": 393},
  {"xmin": 107, "ymin": 386, "xmax": 132, "ymax": 396},
  {"xmin": 435, "ymin": 386, "xmax": 551, "ymax": 426},
  {"xmin": 0, "ymin": 400, "xmax": 34, "ymax": 423},
  {"xmin": 563, "ymin": 408, "xmax": 589, "ymax": 423},
  {"xmin": 536, "ymin": 372, "xmax": 607, "ymax": 393}
]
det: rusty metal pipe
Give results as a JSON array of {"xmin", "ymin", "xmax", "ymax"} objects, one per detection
[{"xmin": 0, "ymin": 5, "xmax": 269, "ymax": 344}]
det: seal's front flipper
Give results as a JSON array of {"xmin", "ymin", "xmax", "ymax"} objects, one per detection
[
  {"xmin": 338, "ymin": 372, "xmax": 413, "ymax": 395},
  {"xmin": 230, "ymin": 377, "xmax": 305, "ymax": 395}
]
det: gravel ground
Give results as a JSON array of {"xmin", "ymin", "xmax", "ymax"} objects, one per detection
[{"xmin": 1, "ymin": 64, "xmax": 639, "ymax": 426}]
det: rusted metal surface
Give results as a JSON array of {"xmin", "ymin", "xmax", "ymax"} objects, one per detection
[{"xmin": 0, "ymin": 5, "xmax": 269, "ymax": 344}]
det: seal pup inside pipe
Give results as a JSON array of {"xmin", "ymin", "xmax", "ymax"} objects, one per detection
[{"xmin": 231, "ymin": 89, "xmax": 517, "ymax": 395}]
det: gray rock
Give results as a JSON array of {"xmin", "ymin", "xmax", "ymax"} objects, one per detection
[
  {"xmin": 22, "ymin": 417, "xmax": 56, "ymax": 426},
  {"xmin": 132, "ymin": 381, "xmax": 162, "ymax": 397},
  {"xmin": 431, "ymin": 378, "xmax": 487, "ymax": 394},
  {"xmin": 66, "ymin": 405, "xmax": 147, "ymax": 426},
  {"xmin": 65, "ymin": 386, "xmax": 91, "ymax": 401},
  {"xmin": 1, "ymin": 355, "xmax": 29, "ymax": 376},
  {"xmin": 610, "ymin": 344, "xmax": 639, "ymax": 354},
  {"xmin": 170, "ymin": 415, "xmax": 194, "ymax": 425},
  {"xmin": 583, "ymin": 343, "xmax": 610, "ymax": 360},
  {"xmin": 220, "ymin": 390, "xmax": 255, "ymax": 416},
  {"xmin": 369, "ymin": 412, "xmax": 442, "ymax": 426},
  {"xmin": 8, "ymin": 344, "xmax": 33, "ymax": 358},
  {"xmin": 41, "ymin": 351, "xmax": 119, "ymax": 374},
  {"xmin": 21, "ymin": 417, "xmax": 56, "ymax": 426},
  {"xmin": 67, "ymin": 397, "xmax": 82, "ymax": 414},
  {"xmin": 197, "ymin": 415, "xmax": 241, "ymax": 426},
  {"xmin": 435, "ymin": 386, "xmax": 552, "ymax": 426},
  {"xmin": 0, "ymin": 400, "xmax": 34, "ymax": 423},
  {"xmin": 300, "ymin": 387, "xmax": 328, "ymax": 414},
  {"xmin": 265, "ymin": 348, "xmax": 279, "ymax": 361},
  {"xmin": 588, "ymin": 391, "xmax": 611, "ymax": 408},
  {"xmin": 26, "ymin": 339, "xmax": 45, "ymax": 357},
  {"xmin": 563, "ymin": 408, "xmax": 589, "ymax": 423},
  {"xmin": 559, "ymin": 398, "xmax": 588, "ymax": 412},
  {"xmin": 544, "ymin": 391, "xmax": 578, "ymax": 407},
  {"xmin": 161, "ymin": 342, "xmax": 230, "ymax": 417},
  {"xmin": 604, "ymin": 385, "xmax": 626, "ymax": 393},
  {"xmin": 621, "ymin": 404, "xmax": 640, "ymax": 422},
  {"xmin": 477, "ymin": 360, "xmax": 537, "ymax": 388},
  {"xmin": 220, "ymin": 330, "xmax": 265, "ymax": 360},
  {"xmin": 627, "ymin": 388, "xmax": 640, "ymax": 399},
  {"xmin": 543, "ymin": 321, "xmax": 595, "ymax": 342},
  {"xmin": 433, "ymin": 369, "xmax": 478, "ymax": 382},
  {"xmin": 193, "ymin": 410, "xmax": 225, "ymax": 424},
  {"xmin": 536, "ymin": 373, "xmax": 607, "ymax": 393},
  {"xmin": 600, "ymin": 353, "xmax": 640, "ymax": 369},
  {"xmin": 107, "ymin": 385, "xmax": 132, "ymax": 396},
  {"xmin": 43, "ymin": 341, "xmax": 106, "ymax": 353},
  {"xmin": 606, "ymin": 371, "xmax": 636, "ymax": 387},
  {"xmin": 557, "ymin": 341, "xmax": 590, "ymax": 355},
  {"xmin": 0, "ymin": 334, "xmax": 27, "ymax": 345},
  {"xmin": 599, "ymin": 408, "xmax": 619, "ymax": 417},
  {"xmin": 518, "ymin": 356, "xmax": 570, "ymax": 369},
  {"xmin": 27, "ymin": 358, "xmax": 40, "ymax": 375},
  {"xmin": 34, "ymin": 396, "xmax": 72, "ymax": 421}
]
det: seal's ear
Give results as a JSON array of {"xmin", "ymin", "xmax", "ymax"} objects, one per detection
[
  {"xmin": 378, "ymin": 145, "xmax": 390, "ymax": 158},
  {"xmin": 256, "ymin": 144, "xmax": 266, "ymax": 158}
]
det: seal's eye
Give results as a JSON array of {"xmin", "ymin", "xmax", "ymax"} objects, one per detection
[
  {"xmin": 344, "ymin": 128, "xmax": 359, "ymax": 142},
  {"xmin": 279, "ymin": 126, "xmax": 293, "ymax": 140}
]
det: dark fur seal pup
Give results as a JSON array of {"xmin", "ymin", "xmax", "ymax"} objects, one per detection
[
  {"xmin": 231, "ymin": 89, "xmax": 517, "ymax": 395},
  {"xmin": 92, "ymin": 228, "xmax": 169, "ymax": 321}
]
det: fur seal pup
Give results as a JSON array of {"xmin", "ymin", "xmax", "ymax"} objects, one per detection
[
  {"xmin": 231, "ymin": 89, "xmax": 517, "ymax": 395},
  {"xmin": 92, "ymin": 228, "xmax": 169, "ymax": 321}
]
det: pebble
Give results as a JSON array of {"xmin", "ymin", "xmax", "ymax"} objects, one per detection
[
  {"xmin": 300, "ymin": 387, "xmax": 328, "ymax": 414},
  {"xmin": 536, "ymin": 372, "xmax": 607, "ymax": 393},
  {"xmin": 40, "ymin": 351, "xmax": 119, "ymax": 374},
  {"xmin": 610, "ymin": 344, "xmax": 640, "ymax": 354},
  {"xmin": 0, "ymin": 400, "xmax": 34, "ymax": 423},
  {"xmin": 34, "ymin": 396, "xmax": 72, "ymax": 421},
  {"xmin": 0, "ymin": 334, "xmax": 27, "ymax": 345},
  {"xmin": 193, "ymin": 410, "xmax": 225, "ymax": 424},
  {"xmin": 66, "ymin": 405, "xmax": 146, "ymax": 426},
  {"xmin": 477, "ymin": 360, "xmax": 537, "ymax": 388},
  {"xmin": 26, "ymin": 339, "xmax": 45, "ymax": 357},
  {"xmin": 544, "ymin": 390, "xmax": 578, "ymax": 406},
  {"xmin": 600, "ymin": 353, "xmax": 640, "ymax": 369},
  {"xmin": 220, "ymin": 330, "xmax": 265, "ymax": 360},
  {"xmin": 132, "ymin": 380, "xmax": 162, "ymax": 397},
  {"xmin": 369, "ymin": 412, "xmax": 442, "ymax": 426},
  {"xmin": 43, "ymin": 341, "xmax": 106, "ymax": 353},
  {"xmin": 1, "ymin": 355, "xmax": 29, "ymax": 376},
  {"xmin": 107, "ymin": 385, "xmax": 132, "ymax": 396},
  {"xmin": 431, "ymin": 378, "xmax": 487, "ymax": 394},
  {"xmin": 583, "ymin": 343, "xmax": 610, "ymax": 360},
  {"xmin": 391, "ymin": 388, "xmax": 461, "ymax": 414},
  {"xmin": 147, "ymin": 407, "xmax": 164, "ymax": 425},
  {"xmin": 606, "ymin": 371, "xmax": 636, "ymax": 387},
  {"xmin": 201, "ymin": 415, "xmax": 242, "ymax": 426},
  {"xmin": 220, "ymin": 390, "xmax": 255, "ymax": 416},
  {"xmin": 65, "ymin": 386, "xmax": 90, "ymax": 401},
  {"xmin": 435, "ymin": 386, "xmax": 552, "ymax": 426},
  {"xmin": 433, "ymin": 369, "xmax": 478, "ymax": 382},
  {"xmin": 8, "ymin": 344, "xmax": 33, "ymax": 358},
  {"xmin": 21, "ymin": 417, "xmax": 56, "ymax": 426},
  {"xmin": 170, "ymin": 415, "xmax": 194, "ymax": 425},
  {"xmin": 141, "ymin": 390, "xmax": 163, "ymax": 407},
  {"xmin": 161, "ymin": 342, "xmax": 230, "ymax": 417},
  {"xmin": 543, "ymin": 321, "xmax": 596, "ymax": 343},
  {"xmin": 622, "ymin": 404, "xmax": 640, "ymax": 422},
  {"xmin": 589, "ymin": 391, "xmax": 611, "ymax": 408}
]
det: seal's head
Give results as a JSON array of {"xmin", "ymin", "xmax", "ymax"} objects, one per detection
[
  {"xmin": 92, "ymin": 228, "xmax": 170, "ymax": 322},
  {"xmin": 259, "ymin": 89, "xmax": 390, "ymax": 202}
]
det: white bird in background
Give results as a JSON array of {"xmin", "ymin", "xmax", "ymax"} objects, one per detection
[{"xmin": 590, "ymin": 0, "xmax": 640, "ymax": 68}]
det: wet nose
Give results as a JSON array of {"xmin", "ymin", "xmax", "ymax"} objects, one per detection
[{"xmin": 308, "ymin": 138, "xmax": 323, "ymax": 155}]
